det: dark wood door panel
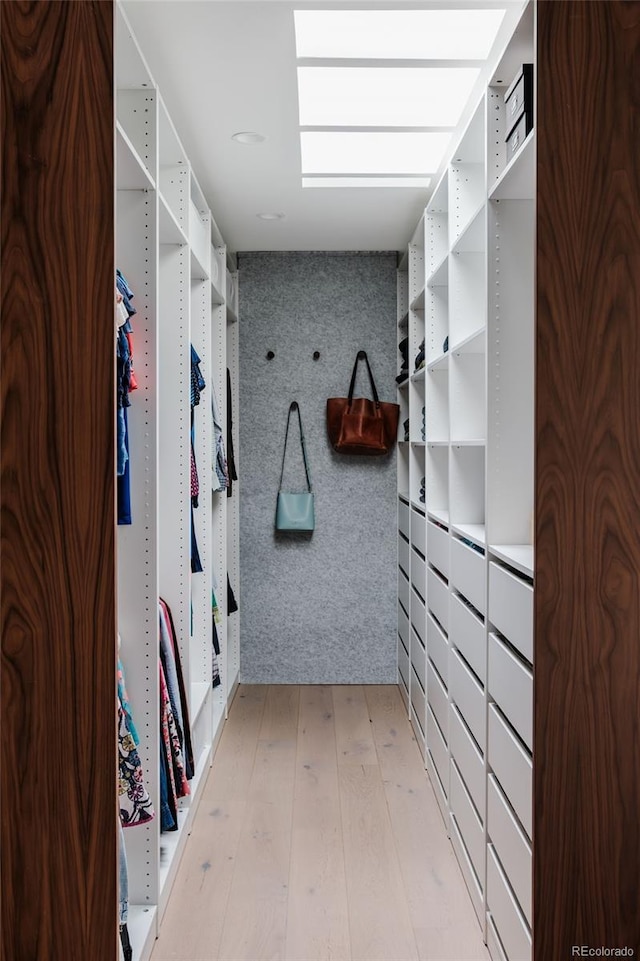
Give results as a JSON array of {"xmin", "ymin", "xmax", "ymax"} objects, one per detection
[
  {"xmin": 1, "ymin": 3, "xmax": 117, "ymax": 959},
  {"xmin": 536, "ymin": 1, "xmax": 640, "ymax": 957}
]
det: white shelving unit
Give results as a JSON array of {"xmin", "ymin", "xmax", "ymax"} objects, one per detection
[
  {"xmin": 396, "ymin": 4, "xmax": 534, "ymax": 959},
  {"xmin": 115, "ymin": 5, "xmax": 240, "ymax": 958}
]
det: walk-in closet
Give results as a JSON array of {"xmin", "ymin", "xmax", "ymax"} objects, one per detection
[{"xmin": 2, "ymin": 2, "xmax": 640, "ymax": 961}]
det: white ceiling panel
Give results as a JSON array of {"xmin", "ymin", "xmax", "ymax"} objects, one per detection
[{"xmin": 122, "ymin": 0, "xmax": 523, "ymax": 251}]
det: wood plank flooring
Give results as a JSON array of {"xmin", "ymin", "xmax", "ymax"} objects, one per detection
[{"xmin": 151, "ymin": 685, "xmax": 489, "ymax": 961}]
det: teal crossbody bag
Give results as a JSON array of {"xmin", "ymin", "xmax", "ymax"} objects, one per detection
[{"xmin": 275, "ymin": 401, "xmax": 315, "ymax": 532}]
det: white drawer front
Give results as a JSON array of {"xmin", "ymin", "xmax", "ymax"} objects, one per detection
[
  {"xmin": 411, "ymin": 508, "xmax": 426, "ymax": 556},
  {"xmin": 398, "ymin": 499, "xmax": 410, "ymax": 539},
  {"xmin": 411, "ymin": 666, "xmax": 426, "ymax": 738},
  {"xmin": 398, "ymin": 568, "xmax": 410, "ymax": 615},
  {"xmin": 427, "ymin": 705, "xmax": 449, "ymax": 795},
  {"xmin": 489, "ymin": 562, "xmax": 533, "ymax": 663},
  {"xmin": 489, "ymin": 633, "xmax": 533, "ymax": 751},
  {"xmin": 487, "ymin": 846, "xmax": 532, "ymax": 961},
  {"xmin": 451, "ymin": 537, "xmax": 486, "ymax": 614},
  {"xmin": 427, "ymin": 567, "xmax": 449, "ymax": 633},
  {"xmin": 486, "ymin": 913, "xmax": 508, "ymax": 961},
  {"xmin": 488, "ymin": 776, "xmax": 532, "ymax": 925},
  {"xmin": 488, "ymin": 704, "xmax": 532, "ymax": 839},
  {"xmin": 398, "ymin": 533, "xmax": 410, "ymax": 578},
  {"xmin": 450, "ymin": 649, "xmax": 486, "ymax": 751},
  {"xmin": 427, "ymin": 521, "xmax": 449, "ymax": 578},
  {"xmin": 411, "ymin": 549, "xmax": 426, "ymax": 601},
  {"xmin": 398, "ymin": 601, "xmax": 409, "ymax": 652},
  {"xmin": 451, "ymin": 760, "xmax": 485, "ymax": 884},
  {"xmin": 427, "ymin": 660, "xmax": 448, "ymax": 740},
  {"xmin": 450, "ymin": 815, "xmax": 484, "ymax": 925},
  {"xmin": 450, "ymin": 592, "xmax": 486, "ymax": 683},
  {"xmin": 427, "ymin": 612, "xmax": 449, "ymax": 685},
  {"xmin": 449, "ymin": 704, "xmax": 485, "ymax": 819},
  {"xmin": 411, "ymin": 587, "xmax": 426, "ymax": 646},
  {"xmin": 411, "ymin": 626, "xmax": 426, "ymax": 691},
  {"xmin": 398, "ymin": 631, "xmax": 410, "ymax": 691}
]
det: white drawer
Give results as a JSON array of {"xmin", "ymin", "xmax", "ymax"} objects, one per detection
[
  {"xmin": 449, "ymin": 704, "xmax": 485, "ymax": 819},
  {"xmin": 398, "ymin": 601, "xmax": 409, "ymax": 652},
  {"xmin": 450, "ymin": 592, "xmax": 486, "ymax": 683},
  {"xmin": 427, "ymin": 660, "xmax": 448, "ymax": 740},
  {"xmin": 486, "ymin": 912, "xmax": 508, "ymax": 961},
  {"xmin": 398, "ymin": 568, "xmax": 410, "ymax": 614},
  {"xmin": 411, "ymin": 549, "xmax": 426, "ymax": 601},
  {"xmin": 411, "ymin": 626, "xmax": 426, "ymax": 691},
  {"xmin": 411, "ymin": 587, "xmax": 426, "ymax": 646},
  {"xmin": 489, "ymin": 633, "xmax": 533, "ymax": 751},
  {"xmin": 450, "ymin": 649, "xmax": 486, "ymax": 751},
  {"xmin": 488, "ymin": 704, "xmax": 532, "ymax": 839},
  {"xmin": 450, "ymin": 814, "xmax": 484, "ymax": 925},
  {"xmin": 427, "ymin": 521, "xmax": 449, "ymax": 578},
  {"xmin": 489, "ymin": 562, "xmax": 533, "ymax": 663},
  {"xmin": 398, "ymin": 499, "xmax": 410, "ymax": 539},
  {"xmin": 398, "ymin": 533, "xmax": 410, "ymax": 578},
  {"xmin": 487, "ymin": 846, "xmax": 532, "ymax": 961},
  {"xmin": 427, "ymin": 705, "xmax": 449, "ymax": 795},
  {"xmin": 398, "ymin": 632, "xmax": 410, "ymax": 691},
  {"xmin": 488, "ymin": 776, "xmax": 532, "ymax": 925},
  {"xmin": 427, "ymin": 567, "xmax": 449, "ymax": 633},
  {"xmin": 427, "ymin": 612, "xmax": 449, "ymax": 685},
  {"xmin": 451, "ymin": 760, "xmax": 485, "ymax": 884},
  {"xmin": 411, "ymin": 508, "xmax": 426, "ymax": 556},
  {"xmin": 451, "ymin": 537, "xmax": 486, "ymax": 615},
  {"xmin": 411, "ymin": 666, "xmax": 426, "ymax": 738}
]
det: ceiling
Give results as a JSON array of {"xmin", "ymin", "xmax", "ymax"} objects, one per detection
[{"xmin": 123, "ymin": 0, "xmax": 523, "ymax": 253}]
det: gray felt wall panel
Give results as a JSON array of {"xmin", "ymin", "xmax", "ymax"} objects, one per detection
[{"xmin": 238, "ymin": 251, "xmax": 398, "ymax": 684}]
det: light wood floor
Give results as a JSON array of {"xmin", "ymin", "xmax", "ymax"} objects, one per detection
[{"xmin": 151, "ymin": 685, "xmax": 490, "ymax": 961}]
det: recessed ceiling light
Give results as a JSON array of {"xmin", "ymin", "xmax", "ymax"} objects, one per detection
[
  {"xmin": 297, "ymin": 66, "xmax": 479, "ymax": 128},
  {"xmin": 232, "ymin": 131, "xmax": 266, "ymax": 144},
  {"xmin": 300, "ymin": 131, "xmax": 450, "ymax": 175},
  {"xmin": 294, "ymin": 9, "xmax": 507, "ymax": 60},
  {"xmin": 257, "ymin": 212, "xmax": 285, "ymax": 221}
]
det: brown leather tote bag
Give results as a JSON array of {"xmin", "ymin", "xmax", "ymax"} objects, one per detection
[{"xmin": 327, "ymin": 350, "xmax": 400, "ymax": 455}]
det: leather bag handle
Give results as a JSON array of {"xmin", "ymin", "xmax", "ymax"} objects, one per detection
[
  {"xmin": 279, "ymin": 401, "xmax": 312, "ymax": 492},
  {"xmin": 347, "ymin": 350, "xmax": 381, "ymax": 409}
]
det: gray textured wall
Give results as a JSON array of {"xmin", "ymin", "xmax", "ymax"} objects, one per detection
[{"xmin": 238, "ymin": 251, "xmax": 398, "ymax": 684}]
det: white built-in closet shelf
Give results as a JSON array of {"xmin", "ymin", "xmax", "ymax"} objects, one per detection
[
  {"xmin": 451, "ymin": 439, "xmax": 485, "ymax": 447},
  {"xmin": 411, "ymin": 500, "xmax": 426, "ymax": 515},
  {"xmin": 410, "ymin": 287, "xmax": 426, "ymax": 311},
  {"xmin": 428, "ymin": 353, "xmax": 449, "ymax": 372},
  {"xmin": 411, "ymin": 368, "xmax": 426, "ymax": 383},
  {"xmin": 427, "ymin": 252, "xmax": 449, "ymax": 288},
  {"xmin": 116, "ymin": 123, "xmax": 154, "ymax": 191},
  {"xmin": 428, "ymin": 508, "xmax": 449, "ymax": 527},
  {"xmin": 126, "ymin": 905, "xmax": 156, "ymax": 961},
  {"xmin": 190, "ymin": 248, "xmax": 208, "ymax": 283},
  {"xmin": 427, "ymin": 440, "xmax": 448, "ymax": 447},
  {"xmin": 159, "ymin": 195, "xmax": 188, "ymax": 246},
  {"xmin": 398, "ymin": 493, "xmax": 410, "ymax": 505},
  {"xmin": 411, "ymin": 441, "xmax": 425, "ymax": 448},
  {"xmin": 398, "ymin": 377, "xmax": 410, "ymax": 390},
  {"xmin": 451, "ymin": 202, "xmax": 485, "ymax": 255},
  {"xmin": 451, "ymin": 522, "xmax": 486, "ymax": 549},
  {"xmin": 451, "ymin": 327, "xmax": 485, "ymax": 355},
  {"xmin": 489, "ymin": 130, "xmax": 535, "ymax": 202},
  {"xmin": 490, "ymin": 544, "xmax": 534, "ymax": 579},
  {"xmin": 191, "ymin": 681, "xmax": 210, "ymax": 727}
]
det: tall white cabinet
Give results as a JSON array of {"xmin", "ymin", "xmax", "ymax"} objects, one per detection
[
  {"xmin": 396, "ymin": 4, "xmax": 535, "ymax": 960},
  {"xmin": 115, "ymin": 6, "xmax": 240, "ymax": 959}
]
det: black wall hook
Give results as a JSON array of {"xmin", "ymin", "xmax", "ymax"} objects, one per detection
[
  {"xmin": 313, "ymin": 350, "xmax": 320, "ymax": 361},
  {"xmin": 357, "ymin": 349, "xmax": 367, "ymax": 360},
  {"xmin": 266, "ymin": 350, "xmax": 275, "ymax": 360}
]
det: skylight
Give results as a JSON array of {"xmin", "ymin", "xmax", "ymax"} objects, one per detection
[
  {"xmin": 300, "ymin": 132, "xmax": 450, "ymax": 175},
  {"xmin": 293, "ymin": 7, "xmax": 508, "ymax": 190},
  {"xmin": 297, "ymin": 67, "xmax": 480, "ymax": 128},
  {"xmin": 303, "ymin": 177, "xmax": 432, "ymax": 189},
  {"xmin": 294, "ymin": 9, "xmax": 507, "ymax": 60}
]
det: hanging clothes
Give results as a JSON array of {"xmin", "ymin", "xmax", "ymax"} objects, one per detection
[
  {"xmin": 116, "ymin": 269, "xmax": 138, "ymax": 525},
  {"xmin": 226, "ymin": 368, "xmax": 238, "ymax": 497},
  {"xmin": 212, "ymin": 590, "xmax": 221, "ymax": 688},
  {"xmin": 190, "ymin": 345, "xmax": 206, "ymax": 571},
  {"xmin": 118, "ymin": 698, "xmax": 155, "ymax": 827},
  {"xmin": 211, "ymin": 385, "xmax": 228, "ymax": 493},
  {"xmin": 159, "ymin": 598, "xmax": 194, "ymax": 780}
]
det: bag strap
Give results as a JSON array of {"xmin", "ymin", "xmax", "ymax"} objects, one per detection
[
  {"xmin": 347, "ymin": 350, "xmax": 380, "ymax": 408},
  {"xmin": 279, "ymin": 401, "xmax": 312, "ymax": 492}
]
